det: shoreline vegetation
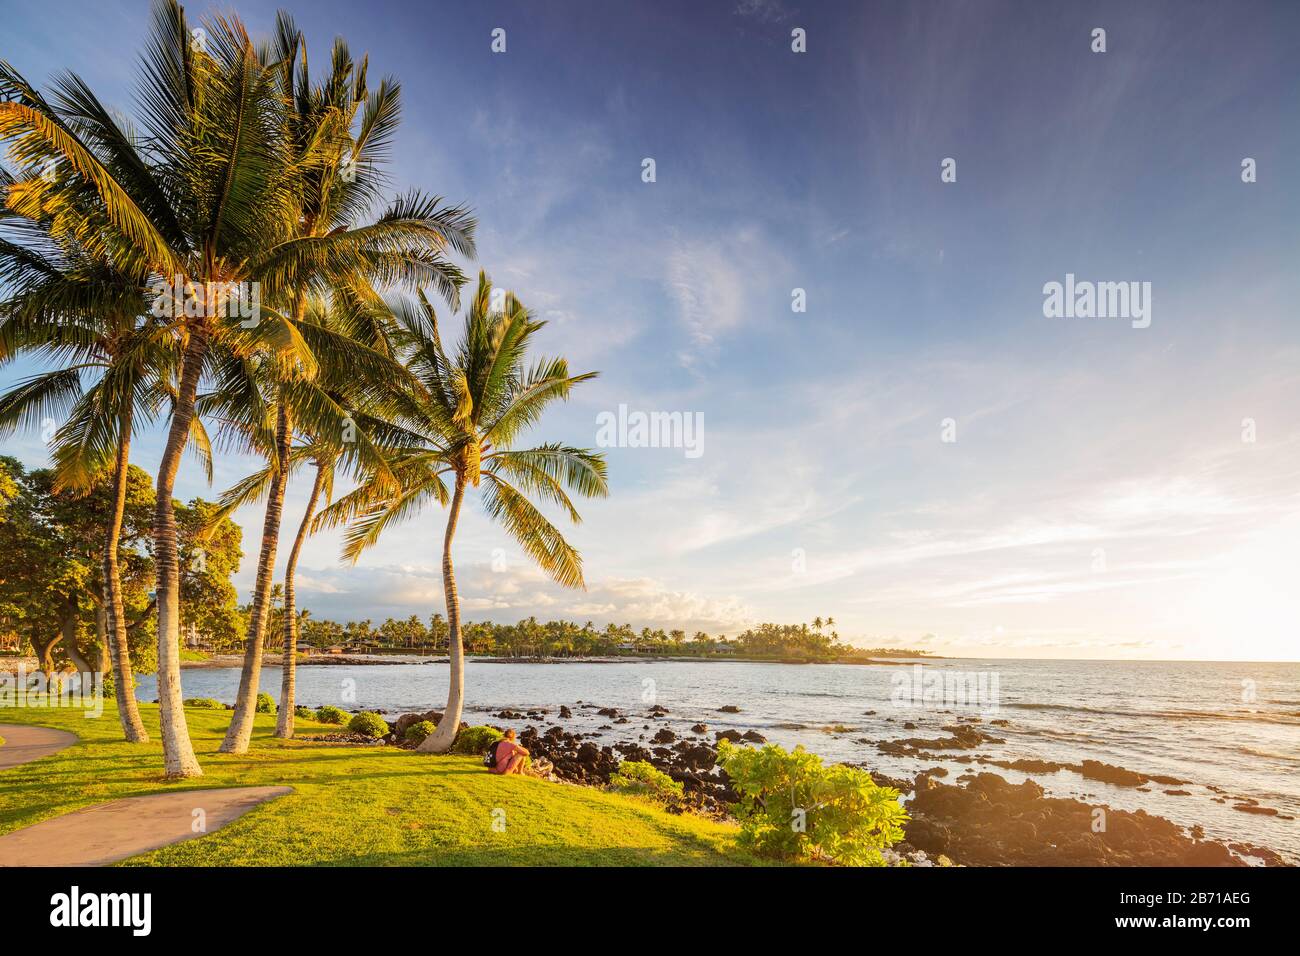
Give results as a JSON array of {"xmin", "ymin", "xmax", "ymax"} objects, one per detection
[
  {"xmin": 0, "ymin": 704, "xmax": 758, "ymax": 867},
  {"xmin": 0, "ymin": 700, "xmax": 1288, "ymax": 867},
  {"xmin": 174, "ymin": 652, "xmax": 940, "ymax": 668}
]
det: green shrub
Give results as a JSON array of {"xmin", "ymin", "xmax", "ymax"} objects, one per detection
[
  {"xmin": 716, "ymin": 740, "xmax": 908, "ymax": 866},
  {"xmin": 315, "ymin": 705, "xmax": 349, "ymax": 725},
  {"xmin": 183, "ymin": 697, "xmax": 224, "ymax": 709},
  {"xmin": 610, "ymin": 760, "xmax": 684, "ymax": 804},
  {"xmin": 450, "ymin": 725, "xmax": 503, "ymax": 755},
  {"xmin": 255, "ymin": 692, "xmax": 276, "ymax": 714},
  {"xmin": 348, "ymin": 712, "xmax": 389, "ymax": 738},
  {"xmin": 294, "ymin": 705, "xmax": 314, "ymax": 719},
  {"xmin": 403, "ymin": 720, "xmax": 437, "ymax": 744}
]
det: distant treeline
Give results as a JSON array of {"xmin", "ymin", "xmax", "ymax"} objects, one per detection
[{"xmin": 252, "ymin": 603, "xmax": 930, "ymax": 661}]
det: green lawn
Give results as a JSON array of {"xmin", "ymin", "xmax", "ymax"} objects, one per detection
[{"xmin": 0, "ymin": 701, "xmax": 758, "ymax": 866}]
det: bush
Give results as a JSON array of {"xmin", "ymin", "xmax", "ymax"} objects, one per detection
[
  {"xmin": 610, "ymin": 760, "xmax": 684, "ymax": 804},
  {"xmin": 403, "ymin": 720, "xmax": 437, "ymax": 745},
  {"xmin": 716, "ymin": 740, "xmax": 908, "ymax": 866},
  {"xmin": 348, "ymin": 711, "xmax": 389, "ymax": 738},
  {"xmin": 256, "ymin": 692, "xmax": 276, "ymax": 714},
  {"xmin": 184, "ymin": 697, "xmax": 224, "ymax": 709},
  {"xmin": 450, "ymin": 725, "xmax": 503, "ymax": 755},
  {"xmin": 294, "ymin": 705, "xmax": 314, "ymax": 719},
  {"xmin": 315, "ymin": 705, "xmax": 349, "ymax": 725}
]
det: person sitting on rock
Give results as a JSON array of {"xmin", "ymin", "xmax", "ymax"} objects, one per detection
[{"xmin": 492, "ymin": 729, "xmax": 530, "ymax": 775}]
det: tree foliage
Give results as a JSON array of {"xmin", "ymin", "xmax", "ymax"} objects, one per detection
[
  {"xmin": 717, "ymin": 740, "xmax": 908, "ymax": 866},
  {"xmin": 0, "ymin": 455, "xmax": 241, "ymax": 670}
]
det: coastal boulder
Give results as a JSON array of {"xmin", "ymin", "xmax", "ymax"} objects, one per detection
[
  {"xmin": 393, "ymin": 710, "xmax": 443, "ymax": 739},
  {"xmin": 680, "ymin": 744, "xmax": 717, "ymax": 771}
]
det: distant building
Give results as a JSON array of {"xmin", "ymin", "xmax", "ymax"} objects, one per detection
[{"xmin": 182, "ymin": 621, "xmax": 218, "ymax": 652}]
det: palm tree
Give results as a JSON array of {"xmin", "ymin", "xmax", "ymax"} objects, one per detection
[
  {"xmin": 209, "ymin": 17, "xmax": 470, "ymax": 755},
  {"xmin": 208, "ymin": 297, "xmax": 424, "ymax": 739},
  {"xmin": 273, "ymin": 456, "xmax": 324, "ymax": 736},
  {"xmin": 1, "ymin": 1, "xmax": 471, "ymax": 777},
  {"xmin": 317, "ymin": 273, "xmax": 608, "ymax": 752},
  {"xmin": 0, "ymin": 168, "xmax": 194, "ymax": 744}
]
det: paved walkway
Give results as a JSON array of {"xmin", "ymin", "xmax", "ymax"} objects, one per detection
[
  {"xmin": 0, "ymin": 786, "xmax": 293, "ymax": 866},
  {"xmin": 0, "ymin": 724, "xmax": 78, "ymax": 770}
]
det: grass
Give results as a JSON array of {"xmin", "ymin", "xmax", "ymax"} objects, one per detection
[{"xmin": 0, "ymin": 700, "xmax": 758, "ymax": 866}]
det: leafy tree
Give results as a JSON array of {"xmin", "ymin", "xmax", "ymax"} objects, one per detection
[
  {"xmin": 175, "ymin": 498, "xmax": 244, "ymax": 650},
  {"xmin": 0, "ymin": 459, "xmax": 242, "ymax": 686},
  {"xmin": 718, "ymin": 740, "xmax": 908, "ymax": 866},
  {"xmin": 0, "ymin": 459, "xmax": 151, "ymax": 678}
]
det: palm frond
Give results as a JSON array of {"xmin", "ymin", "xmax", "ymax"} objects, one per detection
[{"xmin": 480, "ymin": 474, "xmax": 586, "ymax": 589}]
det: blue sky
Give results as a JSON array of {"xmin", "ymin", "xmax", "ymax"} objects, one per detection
[{"xmin": 3, "ymin": 0, "xmax": 1298, "ymax": 659}]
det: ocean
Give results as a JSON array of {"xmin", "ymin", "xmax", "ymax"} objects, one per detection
[{"xmin": 136, "ymin": 656, "xmax": 1300, "ymax": 861}]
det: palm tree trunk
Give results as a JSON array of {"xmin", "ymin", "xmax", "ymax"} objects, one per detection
[
  {"xmin": 154, "ymin": 329, "xmax": 206, "ymax": 779},
  {"xmin": 94, "ymin": 604, "xmax": 107, "ymax": 672},
  {"xmin": 418, "ymin": 474, "xmax": 467, "ymax": 754},
  {"xmin": 274, "ymin": 460, "xmax": 325, "ymax": 738},
  {"xmin": 104, "ymin": 405, "xmax": 148, "ymax": 743},
  {"xmin": 219, "ymin": 401, "xmax": 292, "ymax": 753}
]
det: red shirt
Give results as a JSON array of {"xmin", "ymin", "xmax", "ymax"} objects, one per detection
[{"xmin": 495, "ymin": 740, "xmax": 523, "ymax": 770}]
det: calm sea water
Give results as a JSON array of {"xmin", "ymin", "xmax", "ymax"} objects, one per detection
[{"xmin": 138, "ymin": 657, "xmax": 1300, "ymax": 861}]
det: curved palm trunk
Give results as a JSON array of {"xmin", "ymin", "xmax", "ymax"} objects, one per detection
[
  {"xmin": 274, "ymin": 460, "xmax": 325, "ymax": 738},
  {"xmin": 418, "ymin": 475, "xmax": 467, "ymax": 754},
  {"xmin": 220, "ymin": 402, "xmax": 292, "ymax": 753},
  {"xmin": 104, "ymin": 405, "xmax": 148, "ymax": 742},
  {"xmin": 154, "ymin": 330, "xmax": 206, "ymax": 779},
  {"xmin": 94, "ymin": 605, "xmax": 108, "ymax": 671}
]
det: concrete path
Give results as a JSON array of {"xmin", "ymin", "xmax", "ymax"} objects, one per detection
[
  {"xmin": 0, "ymin": 786, "xmax": 293, "ymax": 866},
  {"xmin": 0, "ymin": 724, "xmax": 79, "ymax": 771}
]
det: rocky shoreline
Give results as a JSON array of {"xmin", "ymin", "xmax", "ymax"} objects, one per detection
[{"xmin": 328, "ymin": 698, "xmax": 1291, "ymax": 868}]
